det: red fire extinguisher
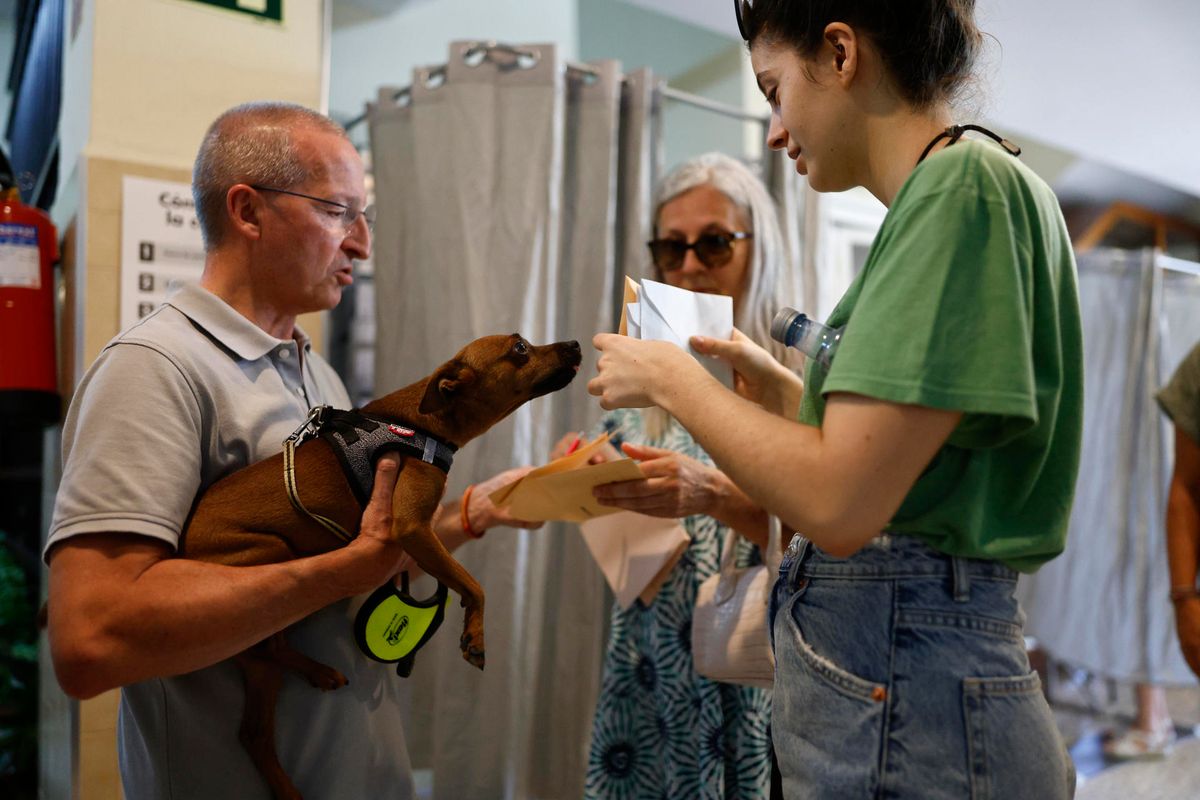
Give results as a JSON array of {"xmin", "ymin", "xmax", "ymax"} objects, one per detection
[{"xmin": 0, "ymin": 150, "xmax": 59, "ymax": 427}]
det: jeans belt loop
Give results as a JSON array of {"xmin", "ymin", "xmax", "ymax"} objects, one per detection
[
  {"xmin": 785, "ymin": 534, "xmax": 810, "ymax": 589},
  {"xmin": 951, "ymin": 555, "xmax": 971, "ymax": 603}
]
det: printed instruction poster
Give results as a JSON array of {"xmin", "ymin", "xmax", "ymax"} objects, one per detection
[{"xmin": 120, "ymin": 176, "xmax": 206, "ymax": 330}]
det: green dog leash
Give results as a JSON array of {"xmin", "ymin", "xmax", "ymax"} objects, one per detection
[{"xmin": 354, "ymin": 572, "xmax": 450, "ymax": 677}]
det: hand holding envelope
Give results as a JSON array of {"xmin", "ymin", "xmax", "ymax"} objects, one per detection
[
  {"xmin": 619, "ymin": 276, "xmax": 735, "ymax": 388},
  {"xmin": 488, "ymin": 433, "xmax": 645, "ymax": 522},
  {"xmin": 489, "ymin": 433, "xmax": 692, "ymax": 607}
]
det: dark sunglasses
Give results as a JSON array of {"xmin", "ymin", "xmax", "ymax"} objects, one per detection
[
  {"xmin": 734, "ymin": 0, "xmax": 753, "ymax": 41},
  {"xmin": 647, "ymin": 231, "xmax": 753, "ymax": 272}
]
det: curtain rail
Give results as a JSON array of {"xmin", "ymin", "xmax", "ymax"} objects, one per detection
[
  {"xmin": 343, "ymin": 41, "xmax": 768, "ymax": 133},
  {"xmin": 659, "ymin": 85, "xmax": 768, "ymax": 125},
  {"xmin": 1156, "ymin": 252, "xmax": 1200, "ymax": 277}
]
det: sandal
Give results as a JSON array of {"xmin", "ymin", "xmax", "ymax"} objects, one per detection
[{"xmin": 1101, "ymin": 725, "xmax": 1177, "ymax": 760}]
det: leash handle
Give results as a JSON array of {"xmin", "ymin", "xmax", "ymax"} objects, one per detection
[{"xmin": 283, "ymin": 438, "xmax": 353, "ymax": 543}]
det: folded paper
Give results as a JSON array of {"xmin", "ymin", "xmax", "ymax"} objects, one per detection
[{"xmin": 580, "ymin": 511, "xmax": 691, "ymax": 608}]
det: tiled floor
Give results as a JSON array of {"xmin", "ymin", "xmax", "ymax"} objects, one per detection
[
  {"xmin": 1075, "ymin": 735, "xmax": 1200, "ymax": 799},
  {"xmin": 1046, "ymin": 665, "xmax": 1200, "ymax": 798}
]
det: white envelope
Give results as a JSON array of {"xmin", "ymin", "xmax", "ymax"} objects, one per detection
[{"xmin": 636, "ymin": 279, "xmax": 733, "ymax": 387}]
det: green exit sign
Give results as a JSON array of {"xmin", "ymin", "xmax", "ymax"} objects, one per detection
[{"xmin": 182, "ymin": 0, "xmax": 283, "ymax": 23}]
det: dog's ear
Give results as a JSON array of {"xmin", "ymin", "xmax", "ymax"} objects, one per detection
[{"xmin": 419, "ymin": 361, "xmax": 477, "ymax": 414}]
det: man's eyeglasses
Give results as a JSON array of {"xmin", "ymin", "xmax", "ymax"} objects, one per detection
[
  {"xmin": 250, "ymin": 185, "xmax": 376, "ymax": 234},
  {"xmin": 647, "ymin": 231, "xmax": 753, "ymax": 272},
  {"xmin": 734, "ymin": 0, "xmax": 753, "ymax": 42}
]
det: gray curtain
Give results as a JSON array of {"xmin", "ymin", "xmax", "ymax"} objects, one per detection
[
  {"xmin": 367, "ymin": 43, "xmax": 660, "ymax": 799},
  {"xmin": 1018, "ymin": 248, "xmax": 1200, "ymax": 686}
]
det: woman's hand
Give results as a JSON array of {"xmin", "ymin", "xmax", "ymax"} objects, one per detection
[
  {"xmin": 592, "ymin": 442, "xmax": 724, "ymax": 519},
  {"xmin": 589, "ymin": 334, "xmax": 707, "ymax": 411},
  {"xmin": 551, "ymin": 431, "xmax": 621, "ymax": 464},
  {"xmin": 692, "ymin": 328, "xmax": 803, "ymax": 417},
  {"xmin": 550, "ymin": 432, "xmax": 582, "ymax": 461},
  {"xmin": 467, "ymin": 466, "xmax": 545, "ymax": 532}
]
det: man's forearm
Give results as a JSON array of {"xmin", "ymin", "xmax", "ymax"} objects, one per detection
[{"xmin": 50, "ymin": 540, "xmax": 382, "ymax": 698}]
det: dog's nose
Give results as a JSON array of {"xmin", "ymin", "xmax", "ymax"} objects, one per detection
[{"xmin": 566, "ymin": 340, "xmax": 581, "ymax": 355}]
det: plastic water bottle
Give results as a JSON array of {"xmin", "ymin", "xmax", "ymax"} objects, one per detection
[{"xmin": 770, "ymin": 307, "xmax": 842, "ymax": 369}]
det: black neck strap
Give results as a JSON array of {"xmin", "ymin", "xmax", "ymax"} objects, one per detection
[{"xmin": 917, "ymin": 124, "xmax": 1022, "ymax": 165}]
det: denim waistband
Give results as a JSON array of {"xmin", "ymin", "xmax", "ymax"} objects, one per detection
[{"xmin": 782, "ymin": 532, "xmax": 1019, "ymax": 584}]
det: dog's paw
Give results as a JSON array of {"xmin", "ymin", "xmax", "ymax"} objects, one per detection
[
  {"xmin": 461, "ymin": 646, "xmax": 486, "ymax": 670},
  {"xmin": 460, "ymin": 632, "xmax": 486, "ymax": 670}
]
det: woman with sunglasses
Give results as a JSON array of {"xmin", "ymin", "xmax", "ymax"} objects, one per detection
[
  {"xmin": 573, "ymin": 152, "xmax": 800, "ymax": 799},
  {"xmin": 589, "ymin": 2, "xmax": 1082, "ymax": 797}
]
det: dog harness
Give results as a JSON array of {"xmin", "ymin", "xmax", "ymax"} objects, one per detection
[
  {"xmin": 281, "ymin": 405, "xmax": 456, "ymax": 676},
  {"xmin": 281, "ymin": 405, "xmax": 458, "ymax": 541}
]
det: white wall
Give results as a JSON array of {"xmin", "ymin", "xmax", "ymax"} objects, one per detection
[
  {"xmin": 977, "ymin": 0, "xmax": 1200, "ymax": 198},
  {"xmin": 58, "ymin": 0, "xmax": 326, "ymax": 218},
  {"xmin": 56, "ymin": 0, "xmax": 94, "ymax": 228},
  {"xmin": 330, "ymin": 0, "xmax": 578, "ymax": 131},
  {"xmin": 579, "ymin": 0, "xmax": 766, "ymax": 171},
  {"xmin": 88, "ymin": 0, "xmax": 326, "ymax": 168}
]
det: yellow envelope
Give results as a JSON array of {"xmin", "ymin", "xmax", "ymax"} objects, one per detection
[
  {"xmin": 489, "ymin": 434, "xmax": 645, "ymax": 522},
  {"xmin": 617, "ymin": 276, "xmax": 639, "ymax": 336}
]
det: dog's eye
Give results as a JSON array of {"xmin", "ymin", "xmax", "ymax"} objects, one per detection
[{"xmin": 513, "ymin": 341, "xmax": 528, "ymax": 356}]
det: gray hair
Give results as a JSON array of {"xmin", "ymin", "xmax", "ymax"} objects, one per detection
[
  {"xmin": 643, "ymin": 153, "xmax": 801, "ymax": 440},
  {"xmin": 192, "ymin": 101, "xmax": 348, "ymax": 248},
  {"xmin": 651, "ymin": 152, "xmax": 797, "ymax": 365}
]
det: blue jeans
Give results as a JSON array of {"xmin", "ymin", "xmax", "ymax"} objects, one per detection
[{"xmin": 768, "ymin": 534, "xmax": 1075, "ymax": 799}]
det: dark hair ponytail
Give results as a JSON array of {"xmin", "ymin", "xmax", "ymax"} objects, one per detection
[{"xmin": 740, "ymin": 0, "xmax": 982, "ymax": 109}]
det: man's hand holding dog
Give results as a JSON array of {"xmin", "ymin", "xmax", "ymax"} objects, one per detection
[{"xmin": 342, "ymin": 453, "xmax": 406, "ymax": 594}]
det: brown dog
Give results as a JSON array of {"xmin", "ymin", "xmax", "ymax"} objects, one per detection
[{"xmin": 178, "ymin": 333, "xmax": 581, "ymax": 800}]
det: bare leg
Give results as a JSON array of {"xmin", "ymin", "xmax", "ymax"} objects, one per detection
[{"xmin": 1134, "ymin": 683, "xmax": 1172, "ymax": 734}]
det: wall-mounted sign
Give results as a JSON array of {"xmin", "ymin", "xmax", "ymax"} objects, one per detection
[
  {"xmin": 179, "ymin": 0, "xmax": 283, "ymax": 23},
  {"xmin": 120, "ymin": 177, "xmax": 207, "ymax": 330}
]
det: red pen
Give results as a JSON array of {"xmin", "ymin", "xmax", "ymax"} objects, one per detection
[{"xmin": 566, "ymin": 434, "xmax": 583, "ymax": 455}]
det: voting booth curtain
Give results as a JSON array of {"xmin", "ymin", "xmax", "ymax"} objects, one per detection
[
  {"xmin": 1018, "ymin": 248, "xmax": 1200, "ymax": 686},
  {"xmin": 368, "ymin": 42, "xmax": 805, "ymax": 798}
]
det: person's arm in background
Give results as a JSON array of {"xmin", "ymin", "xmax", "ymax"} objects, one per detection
[
  {"xmin": 1167, "ymin": 424, "xmax": 1200, "ymax": 678},
  {"xmin": 48, "ymin": 456, "xmax": 405, "ymax": 699},
  {"xmin": 429, "ymin": 466, "xmax": 544, "ymax": 553}
]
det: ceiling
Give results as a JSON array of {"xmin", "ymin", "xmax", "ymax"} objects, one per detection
[{"xmin": 622, "ymin": 0, "xmax": 1200, "ymax": 223}]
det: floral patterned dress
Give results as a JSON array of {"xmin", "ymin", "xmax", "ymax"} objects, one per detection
[{"xmin": 584, "ymin": 408, "xmax": 773, "ymax": 800}]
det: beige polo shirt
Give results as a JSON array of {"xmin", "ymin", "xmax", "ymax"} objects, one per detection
[{"xmin": 48, "ymin": 283, "xmax": 415, "ymax": 800}]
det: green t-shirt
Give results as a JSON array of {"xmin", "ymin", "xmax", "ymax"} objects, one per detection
[
  {"xmin": 798, "ymin": 140, "xmax": 1083, "ymax": 572},
  {"xmin": 1158, "ymin": 342, "xmax": 1200, "ymax": 444}
]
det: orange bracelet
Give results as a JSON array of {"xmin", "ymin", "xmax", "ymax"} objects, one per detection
[{"xmin": 461, "ymin": 484, "xmax": 484, "ymax": 539}]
